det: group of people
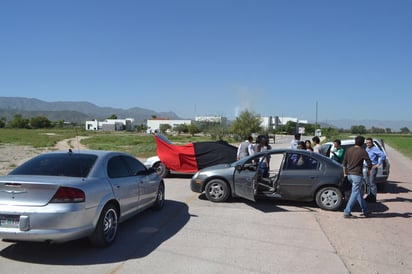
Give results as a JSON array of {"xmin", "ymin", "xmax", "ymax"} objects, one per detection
[
  {"xmin": 237, "ymin": 135, "xmax": 273, "ymax": 191},
  {"xmin": 236, "ymin": 135, "xmax": 272, "ymax": 161},
  {"xmin": 290, "ymin": 134, "xmax": 325, "ymax": 155}
]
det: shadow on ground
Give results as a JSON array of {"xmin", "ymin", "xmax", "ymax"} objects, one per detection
[{"xmin": 1, "ymin": 200, "xmax": 190, "ymax": 265}]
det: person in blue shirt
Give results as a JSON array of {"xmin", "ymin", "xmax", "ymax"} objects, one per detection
[{"xmin": 364, "ymin": 138, "xmax": 386, "ymax": 202}]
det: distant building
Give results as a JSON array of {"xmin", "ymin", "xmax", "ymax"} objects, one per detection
[
  {"xmin": 195, "ymin": 115, "xmax": 225, "ymax": 123},
  {"xmin": 85, "ymin": 118, "xmax": 134, "ymax": 131},
  {"xmin": 258, "ymin": 116, "xmax": 309, "ymax": 130},
  {"xmin": 146, "ymin": 118, "xmax": 192, "ymax": 133}
]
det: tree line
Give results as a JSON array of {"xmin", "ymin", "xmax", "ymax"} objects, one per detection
[{"xmin": 1, "ymin": 112, "xmax": 410, "ymax": 137}]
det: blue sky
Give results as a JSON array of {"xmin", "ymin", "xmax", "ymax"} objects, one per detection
[{"xmin": 1, "ymin": 0, "xmax": 411, "ymax": 123}]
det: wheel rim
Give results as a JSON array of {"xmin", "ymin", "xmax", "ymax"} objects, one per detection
[
  {"xmin": 320, "ymin": 189, "xmax": 339, "ymax": 208},
  {"xmin": 157, "ymin": 185, "xmax": 164, "ymax": 205},
  {"xmin": 208, "ymin": 183, "xmax": 224, "ymax": 200},
  {"xmin": 155, "ymin": 164, "xmax": 164, "ymax": 175},
  {"xmin": 103, "ymin": 208, "xmax": 118, "ymax": 243}
]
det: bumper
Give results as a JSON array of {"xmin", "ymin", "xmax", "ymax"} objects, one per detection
[
  {"xmin": 0, "ymin": 204, "xmax": 96, "ymax": 243},
  {"xmin": 190, "ymin": 179, "xmax": 203, "ymax": 193}
]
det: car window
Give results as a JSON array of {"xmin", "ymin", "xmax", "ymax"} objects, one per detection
[
  {"xmin": 122, "ymin": 155, "xmax": 147, "ymax": 175},
  {"xmin": 284, "ymin": 153, "xmax": 318, "ymax": 170},
  {"xmin": 108, "ymin": 156, "xmax": 131, "ymax": 178},
  {"xmin": 10, "ymin": 153, "xmax": 97, "ymax": 177}
]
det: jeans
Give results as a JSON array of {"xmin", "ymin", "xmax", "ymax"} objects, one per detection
[
  {"xmin": 364, "ymin": 167, "xmax": 378, "ymax": 196},
  {"xmin": 344, "ymin": 174, "xmax": 368, "ymax": 215}
]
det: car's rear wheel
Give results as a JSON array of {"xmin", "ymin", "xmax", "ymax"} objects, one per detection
[
  {"xmin": 315, "ymin": 186, "xmax": 343, "ymax": 211},
  {"xmin": 89, "ymin": 203, "xmax": 118, "ymax": 248},
  {"xmin": 154, "ymin": 162, "xmax": 170, "ymax": 178},
  {"xmin": 205, "ymin": 179, "xmax": 230, "ymax": 202},
  {"xmin": 152, "ymin": 182, "xmax": 165, "ymax": 210}
]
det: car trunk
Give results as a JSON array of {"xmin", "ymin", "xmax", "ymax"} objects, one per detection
[{"xmin": 0, "ymin": 176, "xmax": 66, "ymax": 206}]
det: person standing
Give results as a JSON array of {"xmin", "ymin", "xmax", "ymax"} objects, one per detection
[
  {"xmin": 255, "ymin": 136, "xmax": 271, "ymax": 177},
  {"xmin": 312, "ymin": 136, "xmax": 323, "ymax": 154},
  {"xmin": 237, "ymin": 136, "xmax": 253, "ymax": 160},
  {"xmin": 330, "ymin": 139, "xmax": 345, "ymax": 163},
  {"xmin": 290, "ymin": 134, "xmax": 301, "ymax": 150},
  {"xmin": 305, "ymin": 140, "xmax": 313, "ymax": 151},
  {"xmin": 363, "ymin": 137, "xmax": 386, "ymax": 202},
  {"xmin": 343, "ymin": 136, "xmax": 372, "ymax": 218}
]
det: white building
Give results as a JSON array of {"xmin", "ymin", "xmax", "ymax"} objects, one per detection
[
  {"xmin": 195, "ymin": 115, "xmax": 224, "ymax": 123},
  {"xmin": 85, "ymin": 118, "xmax": 134, "ymax": 131},
  {"xmin": 259, "ymin": 116, "xmax": 309, "ymax": 130},
  {"xmin": 146, "ymin": 119, "xmax": 192, "ymax": 133}
]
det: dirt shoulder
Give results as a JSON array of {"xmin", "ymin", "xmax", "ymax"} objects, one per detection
[{"xmin": 0, "ymin": 136, "xmax": 89, "ymax": 176}]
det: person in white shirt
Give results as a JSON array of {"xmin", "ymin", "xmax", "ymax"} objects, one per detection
[
  {"xmin": 237, "ymin": 136, "xmax": 253, "ymax": 160},
  {"xmin": 290, "ymin": 134, "xmax": 301, "ymax": 149}
]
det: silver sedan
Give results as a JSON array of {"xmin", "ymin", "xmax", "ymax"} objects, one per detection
[{"xmin": 0, "ymin": 149, "xmax": 164, "ymax": 247}]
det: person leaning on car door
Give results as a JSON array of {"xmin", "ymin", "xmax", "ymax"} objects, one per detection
[
  {"xmin": 237, "ymin": 136, "xmax": 254, "ymax": 160},
  {"xmin": 363, "ymin": 137, "xmax": 386, "ymax": 202}
]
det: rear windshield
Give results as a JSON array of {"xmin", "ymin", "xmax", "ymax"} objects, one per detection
[{"xmin": 10, "ymin": 153, "xmax": 98, "ymax": 177}]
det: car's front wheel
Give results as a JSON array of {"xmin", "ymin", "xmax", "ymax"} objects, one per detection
[
  {"xmin": 89, "ymin": 203, "xmax": 118, "ymax": 248},
  {"xmin": 315, "ymin": 186, "xmax": 343, "ymax": 211},
  {"xmin": 152, "ymin": 182, "xmax": 165, "ymax": 210},
  {"xmin": 154, "ymin": 162, "xmax": 170, "ymax": 178},
  {"xmin": 204, "ymin": 179, "xmax": 230, "ymax": 202}
]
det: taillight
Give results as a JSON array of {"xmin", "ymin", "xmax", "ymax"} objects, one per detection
[{"xmin": 50, "ymin": 187, "xmax": 85, "ymax": 203}]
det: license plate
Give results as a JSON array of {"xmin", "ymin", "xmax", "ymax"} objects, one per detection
[{"xmin": 0, "ymin": 215, "xmax": 20, "ymax": 228}]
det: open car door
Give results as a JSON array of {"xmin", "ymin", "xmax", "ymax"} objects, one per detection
[{"xmin": 232, "ymin": 155, "xmax": 263, "ymax": 201}]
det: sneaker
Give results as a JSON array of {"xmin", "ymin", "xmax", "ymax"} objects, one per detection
[
  {"xmin": 344, "ymin": 213, "xmax": 355, "ymax": 218},
  {"xmin": 360, "ymin": 212, "xmax": 370, "ymax": 218}
]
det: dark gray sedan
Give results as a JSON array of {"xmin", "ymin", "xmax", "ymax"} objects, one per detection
[
  {"xmin": 0, "ymin": 150, "xmax": 165, "ymax": 247},
  {"xmin": 191, "ymin": 149, "xmax": 347, "ymax": 211}
]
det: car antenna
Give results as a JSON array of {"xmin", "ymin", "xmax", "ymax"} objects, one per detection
[{"xmin": 75, "ymin": 127, "xmax": 81, "ymax": 153}]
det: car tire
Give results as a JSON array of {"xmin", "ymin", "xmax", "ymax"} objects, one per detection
[
  {"xmin": 89, "ymin": 203, "xmax": 118, "ymax": 248},
  {"xmin": 154, "ymin": 162, "xmax": 170, "ymax": 178},
  {"xmin": 204, "ymin": 179, "xmax": 230, "ymax": 202},
  {"xmin": 152, "ymin": 182, "xmax": 165, "ymax": 210},
  {"xmin": 315, "ymin": 186, "xmax": 343, "ymax": 211}
]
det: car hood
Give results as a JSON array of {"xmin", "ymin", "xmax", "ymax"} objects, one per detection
[{"xmin": 198, "ymin": 163, "xmax": 232, "ymax": 172}]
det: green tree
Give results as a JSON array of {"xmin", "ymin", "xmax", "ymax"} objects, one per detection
[
  {"xmin": 174, "ymin": 124, "xmax": 189, "ymax": 134},
  {"xmin": 159, "ymin": 124, "xmax": 172, "ymax": 133},
  {"xmin": 230, "ymin": 110, "xmax": 262, "ymax": 139},
  {"xmin": 30, "ymin": 116, "xmax": 52, "ymax": 128},
  {"xmin": 283, "ymin": 121, "xmax": 297, "ymax": 134},
  {"xmin": 188, "ymin": 123, "xmax": 200, "ymax": 136},
  {"xmin": 350, "ymin": 125, "xmax": 367, "ymax": 134},
  {"xmin": 370, "ymin": 126, "xmax": 385, "ymax": 134},
  {"xmin": 107, "ymin": 114, "xmax": 118, "ymax": 119},
  {"xmin": 400, "ymin": 127, "xmax": 410, "ymax": 134},
  {"xmin": 8, "ymin": 114, "xmax": 29, "ymax": 128},
  {"xmin": 0, "ymin": 117, "xmax": 6, "ymax": 128}
]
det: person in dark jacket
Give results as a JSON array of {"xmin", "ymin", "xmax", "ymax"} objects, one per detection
[{"xmin": 343, "ymin": 136, "xmax": 372, "ymax": 218}]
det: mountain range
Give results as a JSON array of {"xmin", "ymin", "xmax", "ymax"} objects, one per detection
[
  {"xmin": 0, "ymin": 97, "xmax": 410, "ymax": 131},
  {"xmin": 0, "ymin": 97, "xmax": 180, "ymax": 125}
]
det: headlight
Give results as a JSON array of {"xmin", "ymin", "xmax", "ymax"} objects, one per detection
[{"xmin": 192, "ymin": 171, "xmax": 200, "ymax": 179}]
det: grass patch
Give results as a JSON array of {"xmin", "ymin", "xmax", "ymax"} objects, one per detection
[
  {"xmin": 0, "ymin": 128, "xmax": 86, "ymax": 147},
  {"xmin": 374, "ymin": 134, "xmax": 412, "ymax": 159}
]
